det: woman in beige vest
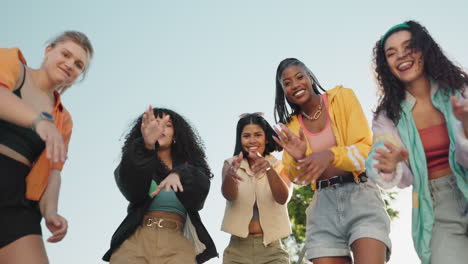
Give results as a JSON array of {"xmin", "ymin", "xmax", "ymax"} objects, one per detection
[{"xmin": 221, "ymin": 113, "xmax": 292, "ymax": 264}]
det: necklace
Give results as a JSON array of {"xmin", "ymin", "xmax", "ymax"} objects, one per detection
[{"xmin": 302, "ymin": 95, "xmax": 323, "ymax": 120}]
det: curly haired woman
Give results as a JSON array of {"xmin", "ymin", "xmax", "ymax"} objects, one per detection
[
  {"xmin": 366, "ymin": 20, "xmax": 468, "ymax": 264},
  {"xmin": 103, "ymin": 107, "xmax": 217, "ymax": 264}
]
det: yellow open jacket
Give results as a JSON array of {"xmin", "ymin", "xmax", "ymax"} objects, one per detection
[{"xmin": 282, "ymin": 86, "xmax": 372, "ymax": 189}]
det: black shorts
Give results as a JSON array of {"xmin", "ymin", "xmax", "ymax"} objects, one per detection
[{"xmin": 0, "ymin": 153, "xmax": 42, "ymax": 248}]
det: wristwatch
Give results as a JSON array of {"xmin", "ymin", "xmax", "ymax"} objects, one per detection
[{"xmin": 32, "ymin": 112, "xmax": 54, "ymax": 132}]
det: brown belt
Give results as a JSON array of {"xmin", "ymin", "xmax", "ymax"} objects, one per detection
[{"xmin": 142, "ymin": 216, "xmax": 183, "ymax": 232}]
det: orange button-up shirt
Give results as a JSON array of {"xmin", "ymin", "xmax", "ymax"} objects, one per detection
[{"xmin": 0, "ymin": 48, "xmax": 73, "ymax": 201}]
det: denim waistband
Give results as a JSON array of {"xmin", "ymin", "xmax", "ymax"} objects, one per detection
[{"xmin": 428, "ymin": 174, "xmax": 456, "ymax": 194}]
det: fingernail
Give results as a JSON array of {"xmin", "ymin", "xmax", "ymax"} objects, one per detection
[{"xmin": 296, "ymin": 166, "xmax": 301, "ymax": 170}]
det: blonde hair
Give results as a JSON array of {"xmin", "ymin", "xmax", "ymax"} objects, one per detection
[{"xmin": 47, "ymin": 31, "xmax": 94, "ymax": 94}]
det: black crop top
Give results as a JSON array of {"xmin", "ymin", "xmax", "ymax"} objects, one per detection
[{"xmin": 0, "ymin": 65, "xmax": 45, "ymax": 163}]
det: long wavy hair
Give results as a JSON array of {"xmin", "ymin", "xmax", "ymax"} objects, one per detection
[
  {"xmin": 233, "ymin": 113, "xmax": 283, "ymax": 157},
  {"xmin": 274, "ymin": 58, "xmax": 326, "ymax": 124},
  {"xmin": 121, "ymin": 108, "xmax": 212, "ymax": 179},
  {"xmin": 373, "ymin": 20, "xmax": 468, "ymax": 123}
]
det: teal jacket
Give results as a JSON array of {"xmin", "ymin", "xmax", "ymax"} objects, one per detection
[{"xmin": 365, "ymin": 81, "xmax": 468, "ymax": 264}]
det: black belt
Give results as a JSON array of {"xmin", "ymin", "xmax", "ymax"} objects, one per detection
[{"xmin": 317, "ymin": 173, "xmax": 367, "ymax": 190}]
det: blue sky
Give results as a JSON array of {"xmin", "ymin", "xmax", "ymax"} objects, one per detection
[{"xmin": 3, "ymin": 1, "xmax": 467, "ymax": 263}]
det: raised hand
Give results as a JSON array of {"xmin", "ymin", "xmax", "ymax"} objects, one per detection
[
  {"xmin": 248, "ymin": 151, "xmax": 271, "ymax": 175},
  {"xmin": 44, "ymin": 213, "xmax": 68, "ymax": 243},
  {"xmin": 151, "ymin": 172, "xmax": 183, "ymax": 196},
  {"xmin": 141, "ymin": 105, "xmax": 169, "ymax": 150},
  {"xmin": 35, "ymin": 120, "xmax": 66, "ymax": 163},
  {"xmin": 295, "ymin": 150, "xmax": 334, "ymax": 185},
  {"xmin": 273, "ymin": 123, "xmax": 307, "ymax": 161},
  {"xmin": 227, "ymin": 152, "xmax": 244, "ymax": 184},
  {"xmin": 451, "ymin": 96, "xmax": 468, "ymax": 137},
  {"xmin": 373, "ymin": 141, "xmax": 409, "ymax": 173}
]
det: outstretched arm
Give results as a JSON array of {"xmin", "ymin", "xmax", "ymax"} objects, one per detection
[
  {"xmin": 221, "ymin": 154, "xmax": 243, "ymax": 201},
  {"xmin": 248, "ymin": 152, "xmax": 291, "ymax": 204},
  {"xmin": 115, "ymin": 106, "xmax": 169, "ymax": 203}
]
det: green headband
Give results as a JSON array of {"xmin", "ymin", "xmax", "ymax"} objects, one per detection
[{"xmin": 380, "ymin": 23, "xmax": 410, "ymax": 46}]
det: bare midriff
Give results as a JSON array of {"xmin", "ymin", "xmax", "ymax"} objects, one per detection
[
  {"xmin": 248, "ymin": 219, "xmax": 263, "ymax": 236},
  {"xmin": 0, "ymin": 144, "xmax": 31, "ymax": 166},
  {"xmin": 428, "ymin": 167, "xmax": 452, "ymax": 180},
  {"xmin": 317, "ymin": 166, "xmax": 350, "ymax": 181}
]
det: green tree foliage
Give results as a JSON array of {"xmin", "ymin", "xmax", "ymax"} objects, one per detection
[{"xmin": 285, "ymin": 185, "xmax": 399, "ymax": 264}]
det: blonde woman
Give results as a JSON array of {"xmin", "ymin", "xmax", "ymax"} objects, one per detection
[{"xmin": 0, "ymin": 31, "xmax": 93, "ymax": 263}]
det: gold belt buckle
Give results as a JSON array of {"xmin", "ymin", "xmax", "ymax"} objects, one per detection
[
  {"xmin": 156, "ymin": 218, "xmax": 164, "ymax": 228},
  {"xmin": 145, "ymin": 217, "xmax": 164, "ymax": 227},
  {"xmin": 145, "ymin": 217, "xmax": 154, "ymax": 227}
]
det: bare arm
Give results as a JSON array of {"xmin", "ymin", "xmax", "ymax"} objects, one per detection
[
  {"xmin": 0, "ymin": 88, "xmax": 67, "ymax": 162},
  {"xmin": 248, "ymin": 152, "xmax": 291, "ymax": 204},
  {"xmin": 0, "ymin": 88, "xmax": 37, "ymax": 127},
  {"xmin": 222, "ymin": 161, "xmax": 239, "ymax": 201},
  {"xmin": 39, "ymin": 170, "xmax": 68, "ymax": 243},
  {"xmin": 265, "ymin": 167, "xmax": 291, "ymax": 205},
  {"xmin": 221, "ymin": 156, "xmax": 243, "ymax": 201},
  {"xmin": 39, "ymin": 170, "xmax": 61, "ymax": 217}
]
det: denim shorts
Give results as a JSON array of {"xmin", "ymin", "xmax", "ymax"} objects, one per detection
[
  {"xmin": 304, "ymin": 180, "xmax": 391, "ymax": 261},
  {"xmin": 429, "ymin": 174, "xmax": 468, "ymax": 264}
]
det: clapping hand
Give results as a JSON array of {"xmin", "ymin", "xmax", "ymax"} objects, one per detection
[
  {"xmin": 151, "ymin": 172, "xmax": 183, "ymax": 196},
  {"xmin": 228, "ymin": 152, "xmax": 244, "ymax": 184},
  {"xmin": 372, "ymin": 141, "xmax": 409, "ymax": 173},
  {"xmin": 273, "ymin": 123, "xmax": 307, "ymax": 161},
  {"xmin": 295, "ymin": 150, "xmax": 334, "ymax": 185},
  {"xmin": 248, "ymin": 151, "xmax": 271, "ymax": 175}
]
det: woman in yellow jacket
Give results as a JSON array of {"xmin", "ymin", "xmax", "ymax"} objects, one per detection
[{"xmin": 273, "ymin": 58, "xmax": 391, "ymax": 264}]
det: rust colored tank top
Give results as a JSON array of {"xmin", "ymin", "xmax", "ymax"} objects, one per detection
[{"xmin": 418, "ymin": 123, "xmax": 450, "ymax": 175}]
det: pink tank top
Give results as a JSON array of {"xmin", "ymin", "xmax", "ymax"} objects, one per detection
[
  {"xmin": 298, "ymin": 94, "xmax": 347, "ymax": 177},
  {"xmin": 418, "ymin": 123, "xmax": 450, "ymax": 175}
]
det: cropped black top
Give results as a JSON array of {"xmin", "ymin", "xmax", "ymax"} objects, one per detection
[{"xmin": 0, "ymin": 65, "xmax": 45, "ymax": 163}]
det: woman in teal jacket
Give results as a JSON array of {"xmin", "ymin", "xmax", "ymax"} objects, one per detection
[{"xmin": 366, "ymin": 20, "xmax": 468, "ymax": 264}]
